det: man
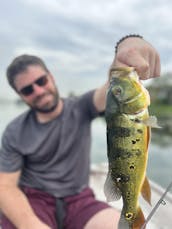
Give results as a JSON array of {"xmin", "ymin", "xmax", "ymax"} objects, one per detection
[{"xmin": 0, "ymin": 36, "xmax": 160, "ymax": 229}]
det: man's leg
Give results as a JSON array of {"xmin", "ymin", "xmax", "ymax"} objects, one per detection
[
  {"xmin": 64, "ymin": 187, "xmax": 120, "ymax": 229},
  {"xmin": 1, "ymin": 215, "xmax": 16, "ymax": 229},
  {"xmin": 84, "ymin": 208, "xmax": 120, "ymax": 229}
]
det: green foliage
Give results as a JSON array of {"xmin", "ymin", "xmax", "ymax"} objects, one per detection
[{"xmin": 149, "ymin": 102, "xmax": 172, "ymax": 118}]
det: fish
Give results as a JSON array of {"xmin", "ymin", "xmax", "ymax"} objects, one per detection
[{"xmin": 104, "ymin": 67, "xmax": 159, "ymax": 229}]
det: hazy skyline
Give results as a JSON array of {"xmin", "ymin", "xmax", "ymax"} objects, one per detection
[{"xmin": 1, "ymin": 0, "xmax": 172, "ymax": 99}]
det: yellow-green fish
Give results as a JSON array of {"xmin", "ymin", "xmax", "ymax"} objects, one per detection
[{"xmin": 104, "ymin": 67, "xmax": 159, "ymax": 229}]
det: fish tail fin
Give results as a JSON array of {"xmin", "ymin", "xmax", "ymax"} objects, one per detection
[
  {"xmin": 118, "ymin": 211, "xmax": 130, "ymax": 229},
  {"xmin": 132, "ymin": 206, "xmax": 145, "ymax": 229}
]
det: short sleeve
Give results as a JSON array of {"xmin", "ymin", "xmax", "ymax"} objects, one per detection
[
  {"xmin": 0, "ymin": 129, "xmax": 23, "ymax": 172},
  {"xmin": 77, "ymin": 90, "xmax": 104, "ymax": 120}
]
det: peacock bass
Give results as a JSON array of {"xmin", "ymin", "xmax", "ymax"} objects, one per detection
[{"xmin": 104, "ymin": 67, "xmax": 159, "ymax": 229}]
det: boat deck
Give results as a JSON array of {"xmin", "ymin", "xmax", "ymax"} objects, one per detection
[{"xmin": 90, "ymin": 163, "xmax": 172, "ymax": 229}]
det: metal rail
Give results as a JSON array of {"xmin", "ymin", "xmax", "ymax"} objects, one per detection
[{"xmin": 141, "ymin": 181, "xmax": 172, "ymax": 229}]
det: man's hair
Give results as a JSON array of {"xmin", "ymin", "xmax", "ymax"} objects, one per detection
[{"xmin": 6, "ymin": 54, "xmax": 49, "ymax": 89}]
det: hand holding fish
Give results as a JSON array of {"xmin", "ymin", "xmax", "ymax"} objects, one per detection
[
  {"xmin": 93, "ymin": 35, "xmax": 161, "ymax": 119},
  {"xmin": 111, "ymin": 35, "xmax": 161, "ymax": 80}
]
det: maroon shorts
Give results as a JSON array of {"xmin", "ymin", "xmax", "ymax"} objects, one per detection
[{"xmin": 1, "ymin": 186, "xmax": 111, "ymax": 229}]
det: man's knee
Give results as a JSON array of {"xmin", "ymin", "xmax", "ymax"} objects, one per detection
[{"xmin": 84, "ymin": 208, "xmax": 120, "ymax": 229}]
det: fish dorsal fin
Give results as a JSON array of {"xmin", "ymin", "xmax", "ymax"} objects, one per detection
[
  {"xmin": 142, "ymin": 116, "xmax": 161, "ymax": 128},
  {"xmin": 104, "ymin": 171, "xmax": 121, "ymax": 202},
  {"xmin": 132, "ymin": 206, "xmax": 145, "ymax": 229},
  {"xmin": 141, "ymin": 176, "xmax": 151, "ymax": 205}
]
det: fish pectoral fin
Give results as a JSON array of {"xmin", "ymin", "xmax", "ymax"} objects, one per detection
[
  {"xmin": 141, "ymin": 176, "xmax": 151, "ymax": 205},
  {"xmin": 142, "ymin": 116, "xmax": 161, "ymax": 128},
  {"xmin": 104, "ymin": 171, "xmax": 121, "ymax": 202},
  {"xmin": 132, "ymin": 206, "xmax": 145, "ymax": 229}
]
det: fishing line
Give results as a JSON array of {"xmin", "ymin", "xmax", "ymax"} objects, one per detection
[{"xmin": 140, "ymin": 181, "xmax": 172, "ymax": 229}]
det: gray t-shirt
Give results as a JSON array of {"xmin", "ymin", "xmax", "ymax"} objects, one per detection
[{"xmin": 0, "ymin": 90, "xmax": 101, "ymax": 198}]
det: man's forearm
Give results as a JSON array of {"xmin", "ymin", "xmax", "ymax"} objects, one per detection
[
  {"xmin": 0, "ymin": 186, "xmax": 44, "ymax": 229},
  {"xmin": 93, "ymin": 81, "xmax": 109, "ymax": 112}
]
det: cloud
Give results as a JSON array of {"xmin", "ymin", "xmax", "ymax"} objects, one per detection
[{"xmin": 1, "ymin": 0, "xmax": 172, "ymax": 99}]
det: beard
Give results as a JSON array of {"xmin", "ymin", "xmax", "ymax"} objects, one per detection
[{"xmin": 29, "ymin": 88, "xmax": 60, "ymax": 114}]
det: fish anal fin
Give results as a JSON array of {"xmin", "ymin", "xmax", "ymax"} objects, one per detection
[
  {"xmin": 141, "ymin": 176, "xmax": 151, "ymax": 205},
  {"xmin": 132, "ymin": 206, "xmax": 145, "ymax": 229},
  {"xmin": 104, "ymin": 171, "xmax": 121, "ymax": 202}
]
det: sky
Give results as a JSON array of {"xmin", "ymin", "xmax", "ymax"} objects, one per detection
[{"xmin": 1, "ymin": 0, "xmax": 172, "ymax": 100}]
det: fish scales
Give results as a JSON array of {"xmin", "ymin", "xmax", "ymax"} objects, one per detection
[{"xmin": 104, "ymin": 67, "xmax": 157, "ymax": 229}]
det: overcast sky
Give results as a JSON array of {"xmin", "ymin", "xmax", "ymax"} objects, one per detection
[{"xmin": 1, "ymin": 0, "xmax": 172, "ymax": 99}]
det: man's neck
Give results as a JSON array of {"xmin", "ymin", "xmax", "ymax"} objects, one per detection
[{"xmin": 35, "ymin": 99, "xmax": 64, "ymax": 123}]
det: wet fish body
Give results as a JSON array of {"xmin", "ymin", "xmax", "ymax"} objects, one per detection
[{"xmin": 104, "ymin": 67, "xmax": 157, "ymax": 229}]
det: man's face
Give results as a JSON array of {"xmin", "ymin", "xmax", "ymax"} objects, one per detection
[{"xmin": 14, "ymin": 65, "xmax": 60, "ymax": 113}]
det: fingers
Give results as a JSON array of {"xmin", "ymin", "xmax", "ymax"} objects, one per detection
[
  {"xmin": 113, "ymin": 51, "xmax": 150, "ymax": 80},
  {"xmin": 111, "ymin": 37, "xmax": 161, "ymax": 80},
  {"xmin": 153, "ymin": 54, "xmax": 161, "ymax": 78},
  {"xmin": 112, "ymin": 52, "xmax": 160, "ymax": 80},
  {"xmin": 146, "ymin": 50, "xmax": 161, "ymax": 78}
]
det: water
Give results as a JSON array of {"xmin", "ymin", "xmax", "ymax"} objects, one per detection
[{"xmin": 0, "ymin": 101, "xmax": 172, "ymax": 193}]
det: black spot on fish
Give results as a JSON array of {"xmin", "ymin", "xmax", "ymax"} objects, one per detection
[
  {"xmin": 132, "ymin": 140, "xmax": 136, "ymax": 144},
  {"xmin": 115, "ymin": 148, "xmax": 129, "ymax": 158},
  {"xmin": 129, "ymin": 165, "xmax": 135, "ymax": 170},
  {"xmin": 130, "ymin": 118, "xmax": 135, "ymax": 122},
  {"xmin": 116, "ymin": 177, "xmax": 122, "ymax": 182},
  {"xmin": 132, "ymin": 149, "xmax": 142, "ymax": 156},
  {"xmin": 126, "ymin": 191, "xmax": 131, "ymax": 200},
  {"xmin": 137, "ymin": 129, "xmax": 143, "ymax": 134},
  {"xmin": 135, "ymin": 118, "xmax": 141, "ymax": 123},
  {"xmin": 112, "ymin": 173, "xmax": 130, "ymax": 183},
  {"xmin": 125, "ymin": 151, "xmax": 133, "ymax": 158},
  {"xmin": 109, "ymin": 127, "xmax": 131, "ymax": 138},
  {"xmin": 109, "ymin": 148, "xmax": 133, "ymax": 159},
  {"xmin": 132, "ymin": 139, "xmax": 140, "ymax": 144}
]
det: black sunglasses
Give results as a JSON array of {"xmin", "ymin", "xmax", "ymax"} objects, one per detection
[{"xmin": 19, "ymin": 75, "xmax": 48, "ymax": 96}]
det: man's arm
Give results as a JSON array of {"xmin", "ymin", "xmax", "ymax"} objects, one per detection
[
  {"xmin": 0, "ymin": 171, "xmax": 51, "ymax": 229},
  {"xmin": 93, "ymin": 36, "xmax": 161, "ymax": 112}
]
